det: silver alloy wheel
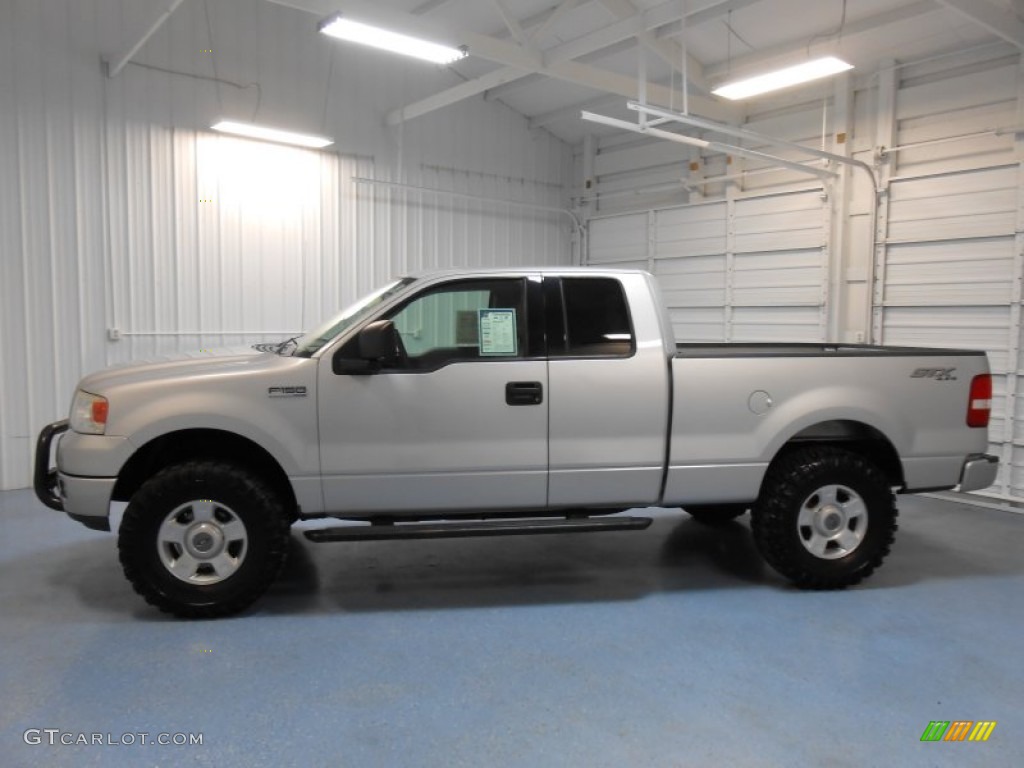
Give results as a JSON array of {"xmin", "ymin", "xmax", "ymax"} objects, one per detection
[
  {"xmin": 157, "ymin": 500, "xmax": 248, "ymax": 584},
  {"xmin": 796, "ymin": 484, "xmax": 868, "ymax": 560}
]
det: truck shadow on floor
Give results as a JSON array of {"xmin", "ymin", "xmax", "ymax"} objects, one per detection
[
  {"xmin": 264, "ymin": 516, "xmax": 769, "ymax": 615},
  {"xmin": 11, "ymin": 510, "xmax": 1021, "ymax": 620},
  {"xmin": 259, "ymin": 512, "xmax": 1024, "ymax": 614}
]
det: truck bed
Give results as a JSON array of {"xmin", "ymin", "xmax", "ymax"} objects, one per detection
[{"xmin": 674, "ymin": 343, "xmax": 988, "ymax": 358}]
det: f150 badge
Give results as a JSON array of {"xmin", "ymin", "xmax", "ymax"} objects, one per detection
[
  {"xmin": 268, "ymin": 386, "xmax": 307, "ymax": 397},
  {"xmin": 911, "ymin": 367, "xmax": 957, "ymax": 381}
]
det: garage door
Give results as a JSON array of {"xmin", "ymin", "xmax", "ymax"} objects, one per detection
[{"xmin": 587, "ymin": 188, "xmax": 829, "ymax": 343}]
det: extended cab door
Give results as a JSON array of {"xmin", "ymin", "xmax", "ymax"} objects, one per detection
[
  {"xmin": 318, "ymin": 275, "xmax": 548, "ymax": 515},
  {"xmin": 545, "ymin": 275, "xmax": 670, "ymax": 507}
]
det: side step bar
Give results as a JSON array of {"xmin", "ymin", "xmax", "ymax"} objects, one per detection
[{"xmin": 303, "ymin": 515, "xmax": 652, "ymax": 543}]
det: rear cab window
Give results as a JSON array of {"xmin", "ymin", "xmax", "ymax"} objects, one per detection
[{"xmin": 548, "ymin": 277, "xmax": 635, "ymax": 358}]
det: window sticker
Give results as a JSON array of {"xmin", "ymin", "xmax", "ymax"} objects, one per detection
[{"xmin": 478, "ymin": 308, "xmax": 518, "ymax": 356}]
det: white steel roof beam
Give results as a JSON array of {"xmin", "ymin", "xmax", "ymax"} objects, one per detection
[
  {"xmin": 490, "ymin": 0, "xmax": 531, "ymax": 49},
  {"xmin": 106, "ymin": 0, "xmax": 187, "ymax": 77},
  {"xmin": 599, "ymin": 0, "xmax": 706, "ymax": 93},
  {"xmin": 934, "ymin": 0, "xmax": 1024, "ymax": 50},
  {"xmin": 530, "ymin": 94, "xmax": 622, "ymax": 129},
  {"xmin": 704, "ymin": 1, "xmax": 941, "ymax": 82},
  {"xmin": 388, "ymin": 0, "xmax": 743, "ymax": 124},
  {"xmin": 266, "ymin": 0, "xmax": 740, "ymax": 125},
  {"xmin": 531, "ymin": 0, "xmax": 585, "ymax": 43}
]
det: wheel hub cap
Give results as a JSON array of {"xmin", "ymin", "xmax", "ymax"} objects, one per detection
[
  {"xmin": 797, "ymin": 485, "xmax": 868, "ymax": 560},
  {"xmin": 186, "ymin": 524, "xmax": 224, "ymax": 557},
  {"xmin": 157, "ymin": 500, "xmax": 248, "ymax": 584}
]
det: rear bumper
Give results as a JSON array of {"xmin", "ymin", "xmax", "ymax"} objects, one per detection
[{"xmin": 957, "ymin": 454, "xmax": 999, "ymax": 493}]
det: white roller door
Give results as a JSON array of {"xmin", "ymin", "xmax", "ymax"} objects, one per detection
[{"xmin": 587, "ymin": 188, "xmax": 829, "ymax": 343}]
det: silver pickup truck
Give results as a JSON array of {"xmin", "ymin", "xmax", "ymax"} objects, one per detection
[{"xmin": 35, "ymin": 268, "xmax": 997, "ymax": 617}]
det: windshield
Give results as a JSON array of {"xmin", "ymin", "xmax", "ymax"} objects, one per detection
[{"xmin": 291, "ymin": 278, "xmax": 416, "ymax": 357}]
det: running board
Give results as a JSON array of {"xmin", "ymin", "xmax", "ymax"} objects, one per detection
[{"xmin": 303, "ymin": 516, "xmax": 652, "ymax": 543}]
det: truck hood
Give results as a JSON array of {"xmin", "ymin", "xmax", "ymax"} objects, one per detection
[{"xmin": 78, "ymin": 350, "xmax": 283, "ymax": 394}]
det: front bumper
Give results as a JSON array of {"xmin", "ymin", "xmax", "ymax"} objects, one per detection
[
  {"xmin": 59, "ymin": 473, "xmax": 115, "ymax": 531},
  {"xmin": 34, "ymin": 419, "xmax": 69, "ymax": 511},
  {"xmin": 956, "ymin": 453, "xmax": 999, "ymax": 493},
  {"xmin": 34, "ymin": 419, "xmax": 115, "ymax": 532}
]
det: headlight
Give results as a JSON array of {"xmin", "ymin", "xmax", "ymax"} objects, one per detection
[{"xmin": 70, "ymin": 390, "xmax": 109, "ymax": 434}]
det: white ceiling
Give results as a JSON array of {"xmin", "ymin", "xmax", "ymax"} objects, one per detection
[{"xmin": 274, "ymin": 1, "xmax": 1024, "ymax": 143}]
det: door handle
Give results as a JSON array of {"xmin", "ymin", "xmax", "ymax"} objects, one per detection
[{"xmin": 506, "ymin": 381, "xmax": 543, "ymax": 406}]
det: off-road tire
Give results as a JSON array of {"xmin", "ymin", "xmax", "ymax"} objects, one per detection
[
  {"xmin": 118, "ymin": 461, "xmax": 290, "ymax": 618},
  {"xmin": 751, "ymin": 446, "xmax": 898, "ymax": 589}
]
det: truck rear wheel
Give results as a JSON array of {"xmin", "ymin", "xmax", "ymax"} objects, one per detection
[
  {"xmin": 751, "ymin": 446, "xmax": 897, "ymax": 589},
  {"xmin": 118, "ymin": 461, "xmax": 290, "ymax": 618}
]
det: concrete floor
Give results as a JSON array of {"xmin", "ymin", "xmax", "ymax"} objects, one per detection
[{"xmin": 0, "ymin": 489, "xmax": 1021, "ymax": 768}]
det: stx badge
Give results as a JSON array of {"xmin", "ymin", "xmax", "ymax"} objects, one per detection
[{"xmin": 911, "ymin": 367, "xmax": 957, "ymax": 381}]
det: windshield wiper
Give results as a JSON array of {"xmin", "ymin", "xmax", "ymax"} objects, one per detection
[
  {"xmin": 275, "ymin": 335, "xmax": 303, "ymax": 355},
  {"xmin": 251, "ymin": 335, "xmax": 302, "ymax": 355}
]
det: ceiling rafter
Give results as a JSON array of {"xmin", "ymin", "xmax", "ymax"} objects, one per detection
[
  {"xmin": 704, "ymin": 0, "xmax": 938, "ymax": 82},
  {"xmin": 490, "ymin": 0, "xmax": 531, "ymax": 49},
  {"xmin": 598, "ymin": 0, "xmax": 706, "ymax": 93},
  {"xmin": 531, "ymin": 0, "xmax": 585, "ymax": 43},
  {"xmin": 933, "ymin": 0, "xmax": 1024, "ymax": 50},
  {"xmin": 529, "ymin": 94, "xmax": 622, "ymax": 129},
  {"xmin": 267, "ymin": 0, "xmax": 741, "ymax": 126},
  {"xmin": 385, "ymin": 0, "xmax": 745, "ymax": 125}
]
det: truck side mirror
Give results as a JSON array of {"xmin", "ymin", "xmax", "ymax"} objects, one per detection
[
  {"xmin": 332, "ymin": 320, "xmax": 401, "ymax": 375},
  {"xmin": 358, "ymin": 319, "xmax": 400, "ymax": 362}
]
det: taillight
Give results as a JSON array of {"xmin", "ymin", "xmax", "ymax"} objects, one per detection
[{"xmin": 967, "ymin": 374, "xmax": 992, "ymax": 428}]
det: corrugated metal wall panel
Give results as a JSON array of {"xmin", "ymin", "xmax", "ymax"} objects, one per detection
[{"xmin": 0, "ymin": 0, "xmax": 572, "ymax": 490}]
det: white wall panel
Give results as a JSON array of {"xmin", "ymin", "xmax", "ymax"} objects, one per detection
[{"xmin": 0, "ymin": 0, "xmax": 572, "ymax": 489}]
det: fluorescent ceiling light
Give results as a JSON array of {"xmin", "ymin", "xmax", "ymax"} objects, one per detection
[
  {"xmin": 713, "ymin": 56, "xmax": 853, "ymax": 100},
  {"xmin": 318, "ymin": 14, "xmax": 467, "ymax": 65},
  {"xmin": 210, "ymin": 121, "xmax": 333, "ymax": 149}
]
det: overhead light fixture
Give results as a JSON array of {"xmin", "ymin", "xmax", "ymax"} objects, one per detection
[
  {"xmin": 318, "ymin": 14, "xmax": 467, "ymax": 65},
  {"xmin": 210, "ymin": 120, "xmax": 333, "ymax": 149},
  {"xmin": 712, "ymin": 56, "xmax": 853, "ymax": 100}
]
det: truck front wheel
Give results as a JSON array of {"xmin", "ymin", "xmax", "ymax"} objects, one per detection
[
  {"xmin": 751, "ymin": 446, "xmax": 898, "ymax": 589},
  {"xmin": 118, "ymin": 461, "xmax": 290, "ymax": 618}
]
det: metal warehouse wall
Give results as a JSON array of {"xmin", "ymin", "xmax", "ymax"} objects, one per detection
[
  {"xmin": 0, "ymin": 0, "xmax": 573, "ymax": 490},
  {"xmin": 584, "ymin": 45, "xmax": 1024, "ymax": 502}
]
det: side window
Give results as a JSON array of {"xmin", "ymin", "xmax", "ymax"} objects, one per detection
[
  {"xmin": 386, "ymin": 279, "xmax": 527, "ymax": 370},
  {"xmin": 556, "ymin": 278, "xmax": 634, "ymax": 358}
]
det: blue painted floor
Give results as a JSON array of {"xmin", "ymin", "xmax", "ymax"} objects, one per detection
[{"xmin": 1, "ymin": 488, "xmax": 1021, "ymax": 767}]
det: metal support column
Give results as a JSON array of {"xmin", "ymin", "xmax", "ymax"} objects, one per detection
[{"xmin": 871, "ymin": 60, "xmax": 897, "ymax": 344}]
